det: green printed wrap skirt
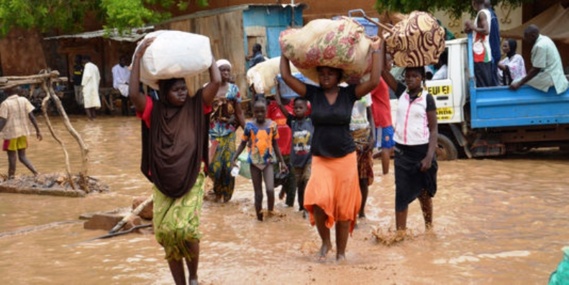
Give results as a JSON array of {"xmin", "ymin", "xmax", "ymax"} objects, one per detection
[{"xmin": 153, "ymin": 171, "xmax": 205, "ymax": 261}]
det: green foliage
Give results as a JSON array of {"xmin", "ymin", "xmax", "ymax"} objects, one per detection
[
  {"xmin": 374, "ymin": 0, "xmax": 533, "ymax": 19},
  {"xmin": 0, "ymin": 0, "xmax": 209, "ymax": 37},
  {"xmin": 0, "ymin": 0, "xmax": 96, "ymax": 36}
]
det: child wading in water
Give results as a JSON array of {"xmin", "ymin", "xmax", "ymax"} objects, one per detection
[
  {"xmin": 382, "ymin": 65, "xmax": 438, "ymax": 238},
  {"xmin": 232, "ymin": 99, "xmax": 288, "ymax": 221},
  {"xmin": 275, "ymin": 83, "xmax": 313, "ymax": 218}
]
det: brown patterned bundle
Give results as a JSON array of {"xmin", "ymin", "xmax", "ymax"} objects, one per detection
[{"xmin": 385, "ymin": 11, "xmax": 446, "ymax": 67}]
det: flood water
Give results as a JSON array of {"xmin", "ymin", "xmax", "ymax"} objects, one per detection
[{"xmin": 0, "ymin": 115, "xmax": 568, "ymax": 285}]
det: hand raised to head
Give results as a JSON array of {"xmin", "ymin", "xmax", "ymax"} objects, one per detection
[{"xmin": 135, "ymin": 37, "xmax": 156, "ymax": 59}]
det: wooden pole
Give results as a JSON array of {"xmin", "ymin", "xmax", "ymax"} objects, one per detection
[
  {"xmin": 44, "ymin": 73, "xmax": 91, "ymax": 192},
  {"xmin": 109, "ymin": 195, "xmax": 154, "ymax": 234},
  {"xmin": 40, "ymin": 82, "xmax": 75, "ymax": 190}
]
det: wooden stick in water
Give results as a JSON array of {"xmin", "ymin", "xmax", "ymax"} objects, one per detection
[{"xmin": 108, "ymin": 195, "xmax": 153, "ymax": 234}]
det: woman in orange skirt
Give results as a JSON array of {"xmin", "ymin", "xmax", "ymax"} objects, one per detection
[{"xmin": 279, "ymin": 39, "xmax": 384, "ymax": 261}]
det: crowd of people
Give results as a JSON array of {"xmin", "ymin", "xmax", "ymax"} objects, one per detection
[
  {"xmin": 2, "ymin": 6, "xmax": 568, "ymax": 284},
  {"xmin": 465, "ymin": 0, "xmax": 568, "ymax": 94}
]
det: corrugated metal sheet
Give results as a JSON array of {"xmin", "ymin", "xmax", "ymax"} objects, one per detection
[
  {"xmin": 160, "ymin": 4, "xmax": 306, "ymax": 25},
  {"xmin": 44, "ymin": 26, "xmax": 154, "ymax": 42}
]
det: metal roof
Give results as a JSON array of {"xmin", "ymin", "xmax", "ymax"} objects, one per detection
[
  {"xmin": 43, "ymin": 26, "xmax": 154, "ymax": 42},
  {"xmin": 159, "ymin": 3, "xmax": 306, "ymax": 25}
]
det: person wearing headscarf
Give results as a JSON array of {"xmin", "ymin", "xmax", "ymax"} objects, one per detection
[
  {"xmin": 129, "ymin": 37, "xmax": 221, "ymax": 285},
  {"xmin": 208, "ymin": 59, "xmax": 245, "ymax": 202},
  {"xmin": 498, "ymin": 39, "xmax": 526, "ymax": 85}
]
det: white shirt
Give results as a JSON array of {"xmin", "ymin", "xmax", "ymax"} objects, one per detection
[
  {"xmin": 112, "ymin": 64, "xmax": 130, "ymax": 97},
  {"xmin": 432, "ymin": 65, "xmax": 448, "ymax": 80},
  {"xmin": 394, "ymin": 89, "xmax": 431, "ymax": 145}
]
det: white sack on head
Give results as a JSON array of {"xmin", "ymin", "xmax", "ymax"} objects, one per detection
[
  {"xmin": 133, "ymin": 30, "xmax": 212, "ymax": 93},
  {"xmin": 279, "ymin": 17, "xmax": 374, "ymax": 83},
  {"xmin": 245, "ymin": 56, "xmax": 299, "ymax": 94}
]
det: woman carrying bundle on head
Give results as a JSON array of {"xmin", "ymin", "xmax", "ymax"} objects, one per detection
[
  {"xmin": 280, "ymin": 36, "xmax": 384, "ymax": 261},
  {"xmin": 381, "ymin": 63, "xmax": 439, "ymax": 240},
  {"xmin": 130, "ymin": 36, "xmax": 221, "ymax": 285}
]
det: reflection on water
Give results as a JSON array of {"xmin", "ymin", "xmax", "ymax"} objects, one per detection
[{"xmin": 0, "ymin": 116, "xmax": 568, "ymax": 284}]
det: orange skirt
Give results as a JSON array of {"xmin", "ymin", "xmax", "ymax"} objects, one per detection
[{"xmin": 304, "ymin": 152, "xmax": 361, "ymax": 233}]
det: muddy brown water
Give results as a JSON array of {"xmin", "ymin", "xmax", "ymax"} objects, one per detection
[{"xmin": 0, "ymin": 116, "xmax": 568, "ymax": 284}]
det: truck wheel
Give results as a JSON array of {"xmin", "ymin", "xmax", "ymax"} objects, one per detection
[{"xmin": 436, "ymin": 134, "xmax": 458, "ymax": 161}]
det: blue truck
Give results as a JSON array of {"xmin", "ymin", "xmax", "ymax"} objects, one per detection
[{"xmin": 398, "ymin": 34, "xmax": 569, "ymax": 160}]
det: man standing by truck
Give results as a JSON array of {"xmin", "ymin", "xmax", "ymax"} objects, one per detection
[
  {"xmin": 510, "ymin": 25, "xmax": 569, "ymax": 95},
  {"xmin": 464, "ymin": 0, "xmax": 495, "ymax": 87}
]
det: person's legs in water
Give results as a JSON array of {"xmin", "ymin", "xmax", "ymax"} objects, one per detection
[
  {"xmin": 294, "ymin": 166, "xmax": 308, "ymax": 218},
  {"xmin": 85, "ymin": 108, "xmax": 94, "ymax": 120},
  {"xmin": 335, "ymin": 220, "xmax": 350, "ymax": 261},
  {"xmin": 167, "ymin": 258, "xmax": 186, "ymax": 285},
  {"xmin": 184, "ymin": 241, "xmax": 200, "ymax": 285},
  {"xmin": 283, "ymin": 160, "xmax": 296, "ymax": 207},
  {"xmin": 358, "ymin": 178, "xmax": 368, "ymax": 218},
  {"xmin": 313, "ymin": 205, "xmax": 332, "ymax": 260},
  {"xmin": 7, "ymin": 150, "xmax": 17, "ymax": 179},
  {"xmin": 418, "ymin": 189, "xmax": 433, "ymax": 230},
  {"xmin": 262, "ymin": 164, "xmax": 275, "ymax": 212},
  {"xmin": 395, "ymin": 208, "xmax": 408, "ymax": 231},
  {"xmin": 381, "ymin": 148, "xmax": 392, "ymax": 175},
  {"xmin": 250, "ymin": 164, "xmax": 264, "ymax": 221},
  {"xmin": 17, "ymin": 148, "xmax": 38, "ymax": 176}
]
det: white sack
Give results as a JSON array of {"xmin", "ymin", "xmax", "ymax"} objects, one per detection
[{"xmin": 134, "ymin": 30, "xmax": 213, "ymax": 92}]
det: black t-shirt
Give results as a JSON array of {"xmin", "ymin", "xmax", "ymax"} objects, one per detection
[
  {"xmin": 305, "ymin": 84, "xmax": 357, "ymax": 158},
  {"xmin": 73, "ymin": 64, "xmax": 83, "ymax": 86}
]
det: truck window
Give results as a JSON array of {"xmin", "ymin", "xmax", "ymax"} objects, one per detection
[{"xmin": 431, "ymin": 49, "xmax": 449, "ymax": 81}]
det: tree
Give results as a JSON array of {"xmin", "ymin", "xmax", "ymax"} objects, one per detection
[
  {"xmin": 374, "ymin": 0, "xmax": 533, "ymax": 19},
  {"xmin": 0, "ymin": 0, "xmax": 209, "ymax": 36}
]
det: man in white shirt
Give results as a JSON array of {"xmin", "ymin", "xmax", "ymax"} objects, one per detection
[
  {"xmin": 81, "ymin": 55, "xmax": 101, "ymax": 120},
  {"xmin": 112, "ymin": 56, "xmax": 131, "ymax": 115}
]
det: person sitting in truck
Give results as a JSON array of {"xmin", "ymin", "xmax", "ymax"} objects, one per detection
[
  {"xmin": 510, "ymin": 25, "xmax": 569, "ymax": 94},
  {"xmin": 464, "ymin": 0, "xmax": 496, "ymax": 87},
  {"xmin": 431, "ymin": 50, "xmax": 448, "ymax": 81},
  {"xmin": 498, "ymin": 39, "xmax": 526, "ymax": 85}
]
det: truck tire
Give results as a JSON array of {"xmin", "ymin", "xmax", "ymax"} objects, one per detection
[{"xmin": 436, "ymin": 134, "xmax": 458, "ymax": 161}]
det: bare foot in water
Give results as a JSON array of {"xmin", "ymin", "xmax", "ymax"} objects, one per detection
[
  {"xmin": 256, "ymin": 212, "xmax": 263, "ymax": 221},
  {"xmin": 336, "ymin": 254, "xmax": 347, "ymax": 263},
  {"xmin": 318, "ymin": 243, "xmax": 332, "ymax": 261},
  {"xmin": 394, "ymin": 229, "xmax": 407, "ymax": 242}
]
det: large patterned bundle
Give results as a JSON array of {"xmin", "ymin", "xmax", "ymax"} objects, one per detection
[
  {"xmin": 279, "ymin": 17, "xmax": 373, "ymax": 83},
  {"xmin": 385, "ymin": 11, "xmax": 446, "ymax": 67}
]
